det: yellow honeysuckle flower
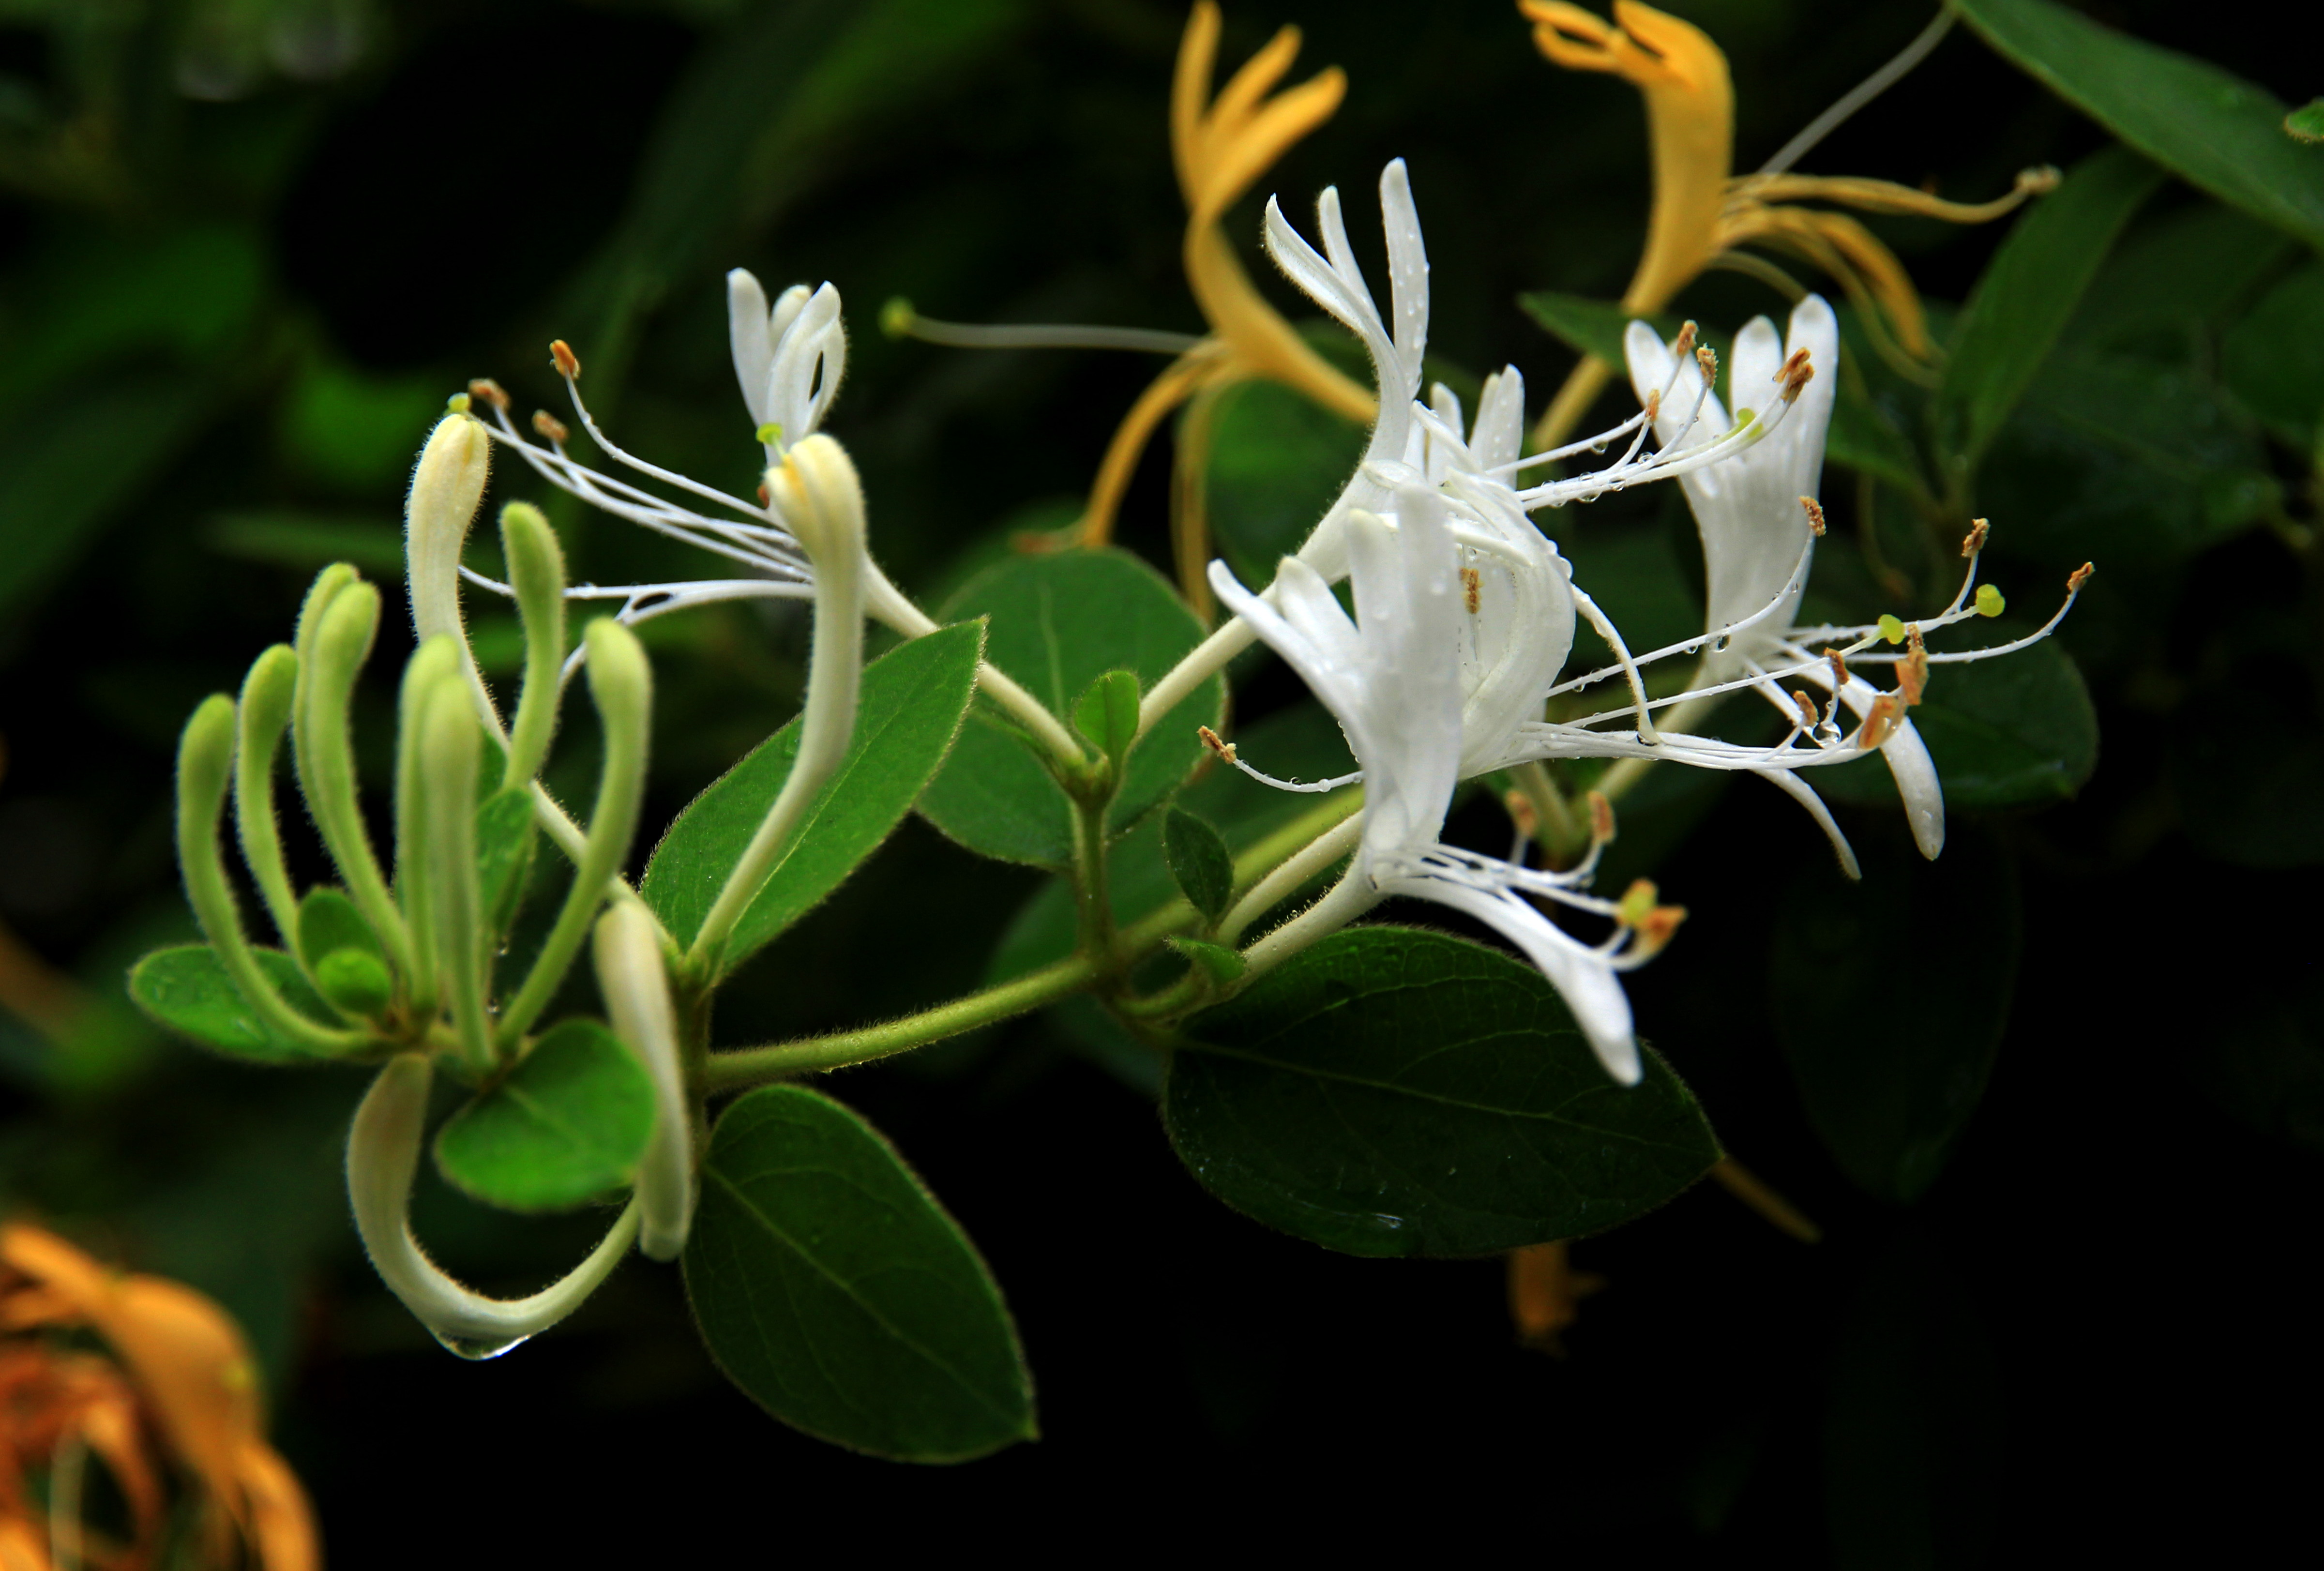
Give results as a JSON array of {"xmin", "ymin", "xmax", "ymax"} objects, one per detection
[
  {"xmin": 1519, "ymin": 0, "xmax": 2056, "ymax": 446},
  {"xmin": 1072, "ymin": 1, "xmax": 1377, "ymax": 595}
]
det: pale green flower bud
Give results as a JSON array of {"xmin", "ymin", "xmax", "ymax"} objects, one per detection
[
  {"xmin": 593, "ymin": 900, "xmax": 694, "ymax": 1261},
  {"xmin": 499, "ymin": 501, "xmax": 568, "ymax": 788},
  {"xmin": 405, "ymin": 412, "xmax": 498, "ymax": 727}
]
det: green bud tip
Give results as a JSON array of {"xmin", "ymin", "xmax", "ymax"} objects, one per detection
[
  {"xmin": 879, "ymin": 298, "xmax": 914, "ymax": 339},
  {"xmin": 1976, "ymin": 583, "xmax": 2006, "ymax": 618},
  {"xmin": 446, "ymin": 392, "xmax": 471, "ymax": 415},
  {"xmin": 582, "ymin": 617, "xmax": 652, "ymax": 727},
  {"xmin": 1877, "ymin": 613, "xmax": 1906, "ymax": 645}
]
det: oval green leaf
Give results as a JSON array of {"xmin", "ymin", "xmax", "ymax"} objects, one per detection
[
  {"xmin": 1165, "ymin": 927, "xmax": 1722, "ymax": 1257},
  {"xmin": 684, "ymin": 1085, "xmax": 1036, "ymax": 1463},
  {"xmin": 1770, "ymin": 829, "xmax": 2022, "ymax": 1203},
  {"xmin": 128, "ymin": 945, "xmax": 341, "ymax": 1064},
  {"xmin": 1161, "ymin": 806, "xmax": 1234, "ymax": 921},
  {"xmin": 1954, "ymin": 0, "xmax": 2324, "ymax": 251},
  {"xmin": 642, "ymin": 621, "xmax": 983, "ymax": 962},
  {"xmin": 433, "ymin": 1018, "xmax": 655, "ymax": 1212},
  {"xmin": 1935, "ymin": 144, "xmax": 2162, "ymax": 477},
  {"xmin": 293, "ymin": 886, "xmax": 378, "ymax": 973},
  {"xmin": 919, "ymin": 550, "xmax": 1223, "ymax": 867}
]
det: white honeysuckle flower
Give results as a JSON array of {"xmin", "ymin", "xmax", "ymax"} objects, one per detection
[
  {"xmin": 1211, "ymin": 481, "xmax": 1660, "ymax": 1085},
  {"xmin": 728, "ymin": 271, "xmax": 847, "ymax": 455}
]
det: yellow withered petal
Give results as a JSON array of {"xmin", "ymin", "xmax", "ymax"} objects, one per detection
[
  {"xmin": 1728, "ymin": 203, "xmax": 1934, "ymax": 369},
  {"xmin": 1733, "ymin": 166, "xmax": 2058, "ymax": 224}
]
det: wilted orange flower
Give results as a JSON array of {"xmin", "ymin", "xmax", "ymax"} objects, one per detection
[{"xmin": 0, "ymin": 1223, "xmax": 317, "ymax": 1571}]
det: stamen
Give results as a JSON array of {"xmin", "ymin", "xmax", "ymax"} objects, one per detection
[
  {"xmin": 1799, "ymin": 495, "xmax": 1826, "ymax": 537},
  {"xmin": 468, "ymin": 378, "xmax": 510, "ymax": 413},
  {"xmin": 1961, "ymin": 517, "xmax": 1989, "ymax": 557},
  {"xmin": 1461, "ymin": 566, "xmax": 1482, "ymax": 614},
  {"xmin": 551, "ymin": 340, "xmax": 582, "ymax": 380},
  {"xmin": 1778, "ymin": 348, "xmax": 1814, "ymax": 402},
  {"xmin": 1671, "ymin": 321, "xmax": 1698, "ymax": 362},
  {"xmin": 1587, "ymin": 790, "xmax": 1615, "ymax": 845},
  {"xmin": 1857, "ymin": 693, "xmax": 1902, "ymax": 751},
  {"xmin": 1198, "ymin": 724, "xmax": 1237, "ymax": 763},
  {"xmin": 1628, "ymin": 903, "xmax": 1687, "ymax": 959},
  {"xmin": 1695, "ymin": 343, "xmax": 1719, "ymax": 389},
  {"xmin": 1976, "ymin": 583, "xmax": 2006, "ymax": 617},
  {"xmin": 2067, "ymin": 561, "xmax": 2096, "ymax": 592},
  {"xmin": 1896, "ymin": 625, "xmax": 1929, "ymax": 708},
  {"xmin": 1644, "ymin": 388, "xmax": 1661, "ymax": 423},
  {"xmin": 532, "ymin": 410, "xmax": 570, "ymax": 445},
  {"xmin": 1615, "ymin": 879, "xmax": 1658, "ymax": 928},
  {"xmin": 1826, "ymin": 648, "xmax": 1850, "ymax": 688},
  {"xmin": 1792, "ymin": 689, "xmax": 1818, "ymax": 729},
  {"xmin": 1504, "ymin": 788, "xmax": 1539, "ymax": 839}
]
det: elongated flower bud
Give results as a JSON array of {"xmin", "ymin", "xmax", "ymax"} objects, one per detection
[
  {"xmin": 303, "ymin": 580, "xmax": 414, "ymax": 981},
  {"xmin": 593, "ymin": 902, "xmax": 694, "ymax": 1261},
  {"xmin": 405, "ymin": 413, "xmax": 497, "ymax": 728},
  {"xmin": 421, "ymin": 675, "xmax": 490, "ymax": 1070},
  {"xmin": 499, "ymin": 501, "xmax": 568, "ymax": 788},
  {"xmin": 234, "ymin": 644, "xmax": 302, "ymax": 945}
]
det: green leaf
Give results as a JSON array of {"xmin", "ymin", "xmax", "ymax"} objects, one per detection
[
  {"xmin": 685, "ymin": 1085, "xmax": 1035, "ymax": 1463},
  {"xmin": 294, "ymin": 887, "xmax": 380, "ymax": 972},
  {"xmin": 1165, "ymin": 927, "xmax": 1721, "ymax": 1257},
  {"xmin": 919, "ymin": 550, "xmax": 1223, "ymax": 867},
  {"xmin": 1072, "ymin": 668, "xmax": 1140, "ymax": 771},
  {"xmin": 2291, "ymin": 99, "xmax": 2324, "ymax": 145},
  {"xmin": 1808, "ymin": 631, "xmax": 2098, "ymax": 811},
  {"xmin": 1954, "ymin": 0, "xmax": 2324, "ymax": 250},
  {"xmin": 1167, "ymin": 936, "xmax": 1245, "ymax": 986},
  {"xmin": 1823, "ymin": 1234, "xmax": 2005, "ymax": 1570},
  {"xmin": 474, "ymin": 786, "xmax": 539, "ymax": 942},
  {"xmin": 127, "ymin": 946, "xmax": 341, "ymax": 1064},
  {"xmin": 433, "ymin": 1019, "xmax": 655, "ymax": 1213},
  {"xmin": 1824, "ymin": 387, "xmax": 1928, "ymax": 497},
  {"xmin": 1935, "ymin": 144, "xmax": 2163, "ymax": 477},
  {"xmin": 643, "ymin": 622, "xmax": 982, "ymax": 959},
  {"xmin": 1161, "ymin": 807, "xmax": 1235, "ymax": 921},
  {"xmin": 2222, "ymin": 262, "xmax": 2324, "ymax": 448},
  {"xmin": 1517, "ymin": 290, "xmax": 1643, "ymax": 365},
  {"xmin": 312, "ymin": 950, "xmax": 392, "ymax": 1018},
  {"xmin": 1200, "ymin": 376, "xmax": 1367, "ymax": 587},
  {"xmin": 1771, "ymin": 829, "xmax": 2021, "ymax": 1202},
  {"xmin": 2067, "ymin": 203, "xmax": 2294, "ymax": 352}
]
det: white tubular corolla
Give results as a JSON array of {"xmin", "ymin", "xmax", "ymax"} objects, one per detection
[{"xmin": 594, "ymin": 902, "xmax": 694, "ymax": 1262}]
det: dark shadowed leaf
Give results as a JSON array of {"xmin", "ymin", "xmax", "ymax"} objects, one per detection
[
  {"xmin": 1771, "ymin": 828, "xmax": 2021, "ymax": 1202},
  {"xmin": 433, "ymin": 1019, "xmax": 655, "ymax": 1213},
  {"xmin": 1954, "ymin": 0, "xmax": 2324, "ymax": 250},
  {"xmin": 1165, "ymin": 927, "xmax": 1721, "ymax": 1257},
  {"xmin": 294, "ymin": 887, "xmax": 379, "ymax": 971},
  {"xmin": 1201, "ymin": 377, "xmax": 1367, "ymax": 586},
  {"xmin": 127, "ymin": 947, "xmax": 339, "ymax": 1064},
  {"xmin": 642, "ymin": 622, "xmax": 981, "ymax": 965},
  {"xmin": 684, "ymin": 1085, "xmax": 1035, "ymax": 1463},
  {"xmin": 919, "ymin": 550, "xmax": 1222, "ymax": 866},
  {"xmin": 2221, "ymin": 262, "xmax": 2324, "ymax": 448}
]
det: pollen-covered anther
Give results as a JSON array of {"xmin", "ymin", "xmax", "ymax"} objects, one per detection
[
  {"xmin": 1614, "ymin": 878, "xmax": 1658, "ymax": 929},
  {"xmin": 1778, "ymin": 347, "xmax": 1814, "ymax": 402},
  {"xmin": 1461, "ymin": 566, "xmax": 1482, "ymax": 614},
  {"xmin": 2067, "ymin": 561, "xmax": 2096, "ymax": 592},
  {"xmin": 531, "ymin": 410, "xmax": 570, "ymax": 445},
  {"xmin": 1798, "ymin": 496, "xmax": 1826, "ymax": 537},
  {"xmin": 1503, "ymin": 788, "xmax": 1539, "ymax": 840},
  {"xmin": 756, "ymin": 482, "xmax": 771, "ymax": 507},
  {"xmin": 1197, "ymin": 724, "xmax": 1237, "ymax": 763},
  {"xmin": 1630, "ymin": 903, "xmax": 1688, "ymax": 959},
  {"xmin": 1897, "ymin": 626, "xmax": 1929, "ymax": 708},
  {"xmin": 1857, "ymin": 693, "xmax": 1903, "ymax": 751},
  {"xmin": 467, "ymin": 378, "xmax": 511, "ymax": 413},
  {"xmin": 1587, "ymin": 789, "xmax": 1615, "ymax": 845},
  {"xmin": 1826, "ymin": 647, "xmax": 1850, "ymax": 688},
  {"xmin": 1644, "ymin": 388, "xmax": 1661, "ymax": 423},
  {"xmin": 550, "ymin": 339, "xmax": 582, "ymax": 380},
  {"xmin": 1961, "ymin": 517, "xmax": 1990, "ymax": 558},
  {"xmin": 1695, "ymin": 343, "xmax": 1719, "ymax": 388},
  {"xmin": 1792, "ymin": 689, "xmax": 1817, "ymax": 729},
  {"xmin": 1670, "ymin": 321, "xmax": 1698, "ymax": 362}
]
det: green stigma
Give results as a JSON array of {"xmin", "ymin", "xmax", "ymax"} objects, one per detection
[
  {"xmin": 879, "ymin": 297, "xmax": 915, "ymax": 339},
  {"xmin": 1976, "ymin": 584, "xmax": 2006, "ymax": 618},
  {"xmin": 1877, "ymin": 613, "xmax": 1906, "ymax": 645},
  {"xmin": 755, "ymin": 422, "xmax": 784, "ymax": 447}
]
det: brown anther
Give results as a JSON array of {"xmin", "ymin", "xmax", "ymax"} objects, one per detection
[
  {"xmin": 756, "ymin": 482, "xmax": 771, "ymax": 507},
  {"xmin": 1670, "ymin": 321, "xmax": 1698, "ymax": 361},
  {"xmin": 1615, "ymin": 879, "xmax": 1658, "ymax": 929},
  {"xmin": 1461, "ymin": 566, "xmax": 1482, "ymax": 615},
  {"xmin": 1858, "ymin": 694, "xmax": 1902, "ymax": 751},
  {"xmin": 531, "ymin": 410, "xmax": 569, "ymax": 445},
  {"xmin": 1695, "ymin": 343, "xmax": 1719, "ymax": 388},
  {"xmin": 1587, "ymin": 790, "xmax": 1615, "ymax": 845},
  {"xmin": 1631, "ymin": 903, "xmax": 1688, "ymax": 958},
  {"xmin": 1792, "ymin": 689, "xmax": 1818, "ymax": 729},
  {"xmin": 1798, "ymin": 496, "xmax": 1826, "ymax": 537},
  {"xmin": 1644, "ymin": 388, "xmax": 1660, "ymax": 423},
  {"xmin": 1197, "ymin": 725, "xmax": 1237, "ymax": 763},
  {"xmin": 1897, "ymin": 628, "xmax": 1929, "ymax": 708},
  {"xmin": 2067, "ymin": 561, "xmax": 2096, "ymax": 592},
  {"xmin": 467, "ymin": 378, "xmax": 510, "ymax": 413},
  {"xmin": 1503, "ymin": 788, "xmax": 1539, "ymax": 840},
  {"xmin": 550, "ymin": 339, "xmax": 582, "ymax": 380},
  {"xmin": 1825, "ymin": 647, "xmax": 1850, "ymax": 690},
  {"xmin": 1778, "ymin": 347, "xmax": 1814, "ymax": 402},
  {"xmin": 1961, "ymin": 517, "xmax": 1990, "ymax": 558}
]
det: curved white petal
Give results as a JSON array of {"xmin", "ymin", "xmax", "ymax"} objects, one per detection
[{"xmin": 727, "ymin": 269, "xmax": 776, "ymax": 427}]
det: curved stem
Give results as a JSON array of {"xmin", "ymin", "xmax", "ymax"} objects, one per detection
[
  {"xmin": 863, "ymin": 560, "xmax": 1085, "ymax": 766},
  {"xmin": 1237, "ymin": 861, "xmax": 1380, "ymax": 979},
  {"xmin": 1218, "ymin": 809, "xmax": 1363, "ymax": 946},
  {"xmin": 1138, "ymin": 616, "xmax": 1257, "ymax": 738}
]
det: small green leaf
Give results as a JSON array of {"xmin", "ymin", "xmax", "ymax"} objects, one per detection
[
  {"xmin": 2222, "ymin": 262, "xmax": 2324, "ymax": 448},
  {"xmin": 1935, "ymin": 144, "xmax": 2163, "ymax": 477},
  {"xmin": 433, "ymin": 1019, "xmax": 655, "ymax": 1212},
  {"xmin": 1167, "ymin": 936, "xmax": 1245, "ymax": 985},
  {"xmin": 128, "ymin": 946, "xmax": 342, "ymax": 1064},
  {"xmin": 1166, "ymin": 927, "xmax": 1721, "ymax": 1257},
  {"xmin": 1771, "ymin": 829, "xmax": 2021, "ymax": 1203},
  {"xmin": 1072, "ymin": 668, "xmax": 1141, "ymax": 770},
  {"xmin": 1954, "ymin": 0, "xmax": 2324, "ymax": 251},
  {"xmin": 685, "ymin": 1085, "xmax": 1036, "ymax": 1462},
  {"xmin": 2290, "ymin": 99, "xmax": 2324, "ymax": 145},
  {"xmin": 643, "ymin": 622, "xmax": 983, "ymax": 960},
  {"xmin": 1161, "ymin": 807, "xmax": 1235, "ymax": 921},
  {"xmin": 293, "ymin": 887, "xmax": 379, "ymax": 973},
  {"xmin": 474, "ymin": 786, "xmax": 540, "ymax": 941},
  {"xmin": 313, "ymin": 950, "xmax": 392, "ymax": 1017},
  {"xmin": 919, "ymin": 550, "xmax": 1223, "ymax": 867}
]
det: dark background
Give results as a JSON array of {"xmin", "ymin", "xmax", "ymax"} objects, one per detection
[{"xmin": 1, "ymin": 0, "xmax": 2317, "ymax": 1560}]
